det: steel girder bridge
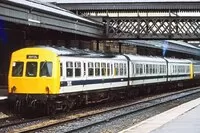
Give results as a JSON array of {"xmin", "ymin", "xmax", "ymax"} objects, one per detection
[
  {"xmin": 103, "ymin": 16, "xmax": 200, "ymax": 40},
  {"xmin": 57, "ymin": 1, "xmax": 200, "ymax": 40}
]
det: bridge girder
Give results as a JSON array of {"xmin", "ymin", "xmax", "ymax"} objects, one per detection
[{"xmin": 103, "ymin": 17, "xmax": 200, "ymax": 40}]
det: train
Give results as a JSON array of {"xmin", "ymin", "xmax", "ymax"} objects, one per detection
[{"xmin": 8, "ymin": 45, "xmax": 200, "ymax": 114}]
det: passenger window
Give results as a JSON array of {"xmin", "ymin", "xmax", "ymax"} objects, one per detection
[
  {"xmin": 95, "ymin": 62, "xmax": 100, "ymax": 76},
  {"xmin": 12, "ymin": 62, "xmax": 24, "ymax": 77},
  {"xmin": 120, "ymin": 63, "xmax": 123, "ymax": 76},
  {"xmin": 136, "ymin": 64, "xmax": 141, "ymax": 74},
  {"xmin": 75, "ymin": 62, "xmax": 81, "ymax": 77},
  {"xmin": 26, "ymin": 62, "xmax": 37, "ymax": 77},
  {"xmin": 124, "ymin": 64, "xmax": 127, "ymax": 75},
  {"xmin": 149, "ymin": 64, "xmax": 153, "ymax": 74},
  {"xmin": 88, "ymin": 62, "xmax": 94, "ymax": 76},
  {"xmin": 140, "ymin": 64, "xmax": 143, "ymax": 74},
  {"xmin": 107, "ymin": 63, "xmax": 110, "ymax": 76},
  {"xmin": 101, "ymin": 63, "xmax": 106, "ymax": 76},
  {"xmin": 111, "ymin": 64, "xmax": 113, "ymax": 76},
  {"xmin": 114, "ymin": 63, "xmax": 119, "ymax": 76},
  {"xmin": 157, "ymin": 65, "xmax": 159, "ymax": 73},
  {"xmin": 146, "ymin": 64, "xmax": 149, "ymax": 74},
  {"xmin": 66, "ymin": 62, "xmax": 73, "ymax": 77},
  {"xmin": 153, "ymin": 64, "xmax": 156, "ymax": 74},
  {"xmin": 40, "ymin": 62, "xmax": 52, "ymax": 77}
]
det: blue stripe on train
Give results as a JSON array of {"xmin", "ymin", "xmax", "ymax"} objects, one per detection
[{"xmin": 60, "ymin": 74, "xmax": 190, "ymax": 87}]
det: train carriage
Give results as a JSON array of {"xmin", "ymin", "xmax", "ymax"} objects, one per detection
[
  {"xmin": 7, "ymin": 46, "xmax": 200, "ymax": 114},
  {"xmin": 192, "ymin": 60, "xmax": 200, "ymax": 79},
  {"xmin": 126, "ymin": 55, "xmax": 168, "ymax": 86},
  {"xmin": 59, "ymin": 55, "xmax": 128, "ymax": 94},
  {"xmin": 165, "ymin": 58, "xmax": 192, "ymax": 81}
]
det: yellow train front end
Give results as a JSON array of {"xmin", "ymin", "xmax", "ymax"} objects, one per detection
[{"xmin": 8, "ymin": 47, "xmax": 60, "ymax": 114}]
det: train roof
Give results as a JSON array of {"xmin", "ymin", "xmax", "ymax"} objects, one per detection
[
  {"xmin": 26, "ymin": 46, "xmax": 194, "ymax": 63},
  {"xmin": 125, "ymin": 54, "xmax": 166, "ymax": 62},
  {"xmin": 32, "ymin": 45, "xmax": 118, "ymax": 58},
  {"xmin": 164, "ymin": 57, "xmax": 192, "ymax": 63}
]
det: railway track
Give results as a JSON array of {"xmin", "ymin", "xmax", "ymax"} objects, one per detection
[
  {"xmin": 0, "ymin": 115, "xmax": 51, "ymax": 132},
  {"xmin": 2, "ymin": 86, "xmax": 200, "ymax": 133}
]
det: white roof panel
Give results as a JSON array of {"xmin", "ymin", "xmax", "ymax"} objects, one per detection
[
  {"xmin": 42, "ymin": 0, "xmax": 200, "ymax": 3},
  {"xmin": 125, "ymin": 54, "xmax": 166, "ymax": 63},
  {"xmin": 165, "ymin": 58, "xmax": 192, "ymax": 63},
  {"xmin": 8, "ymin": 0, "xmax": 96, "ymax": 24}
]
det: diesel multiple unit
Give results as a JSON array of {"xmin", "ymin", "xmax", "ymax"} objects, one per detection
[{"xmin": 8, "ymin": 46, "xmax": 200, "ymax": 114}]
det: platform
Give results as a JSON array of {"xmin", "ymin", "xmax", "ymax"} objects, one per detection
[
  {"xmin": 0, "ymin": 96, "xmax": 7, "ymax": 100},
  {"xmin": 119, "ymin": 97, "xmax": 200, "ymax": 133},
  {"xmin": 0, "ymin": 88, "xmax": 7, "ymax": 101}
]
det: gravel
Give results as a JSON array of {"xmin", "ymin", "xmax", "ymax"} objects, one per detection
[{"xmin": 39, "ymin": 90, "xmax": 200, "ymax": 133}]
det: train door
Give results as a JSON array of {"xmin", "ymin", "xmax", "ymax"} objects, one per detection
[{"xmin": 59, "ymin": 58, "xmax": 66, "ymax": 93}]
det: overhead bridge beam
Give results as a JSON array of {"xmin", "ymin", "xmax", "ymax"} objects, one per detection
[
  {"xmin": 0, "ymin": 1, "xmax": 104, "ymax": 39},
  {"xmin": 104, "ymin": 17, "xmax": 200, "ymax": 40}
]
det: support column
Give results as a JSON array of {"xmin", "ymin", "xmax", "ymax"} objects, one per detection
[
  {"xmin": 96, "ymin": 40, "xmax": 99, "ymax": 51},
  {"xmin": 119, "ymin": 43, "xmax": 122, "ymax": 54}
]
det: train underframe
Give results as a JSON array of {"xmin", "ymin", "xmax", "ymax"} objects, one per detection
[{"xmin": 8, "ymin": 79, "xmax": 200, "ymax": 115}]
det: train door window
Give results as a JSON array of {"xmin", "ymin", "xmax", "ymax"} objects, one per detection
[
  {"xmin": 132, "ymin": 63, "xmax": 134, "ymax": 76},
  {"xmin": 146, "ymin": 64, "xmax": 149, "ymax": 74},
  {"xmin": 88, "ymin": 62, "xmax": 94, "ymax": 76},
  {"xmin": 143, "ymin": 64, "xmax": 146, "ymax": 74},
  {"xmin": 156, "ymin": 65, "xmax": 158, "ymax": 74},
  {"xmin": 111, "ymin": 63, "xmax": 113, "ymax": 76},
  {"xmin": 124, "ymin": 63, "xmax": 127, "ymax": 75},
  {"xmin": 84, "ymin": 63, "xmax": 86, "ymax": 76},
  {"xmin": 66, "ymin": 62, "xmax": 73, "ymax": 77},
  {"xmin": 174, "ymin": 65, "xmax": 176, "ymax": 73},
  {"xmin": 186, "ymin": 66, "xmax": 189, "ymax": 73},
  {"xmin": 107, "ymin": 63, "xmax": 110, "ymax": 76},
  {"xmin": 119, "ymin": 63, "xmax": 123, "ymax": 76},
  {"xmin": 26, "ymin": 62, "xmax": 37, "ymax": 77},
  {"xmin": 140, "ymin": 64, "xmax": 143, "ymax": 74},
  {"xmin": 183, "ymin": 66, "xmax": 185, "ymax": 73},
  {"xmin": 157, "ymin": 65, "xmax": 159, "ymax": 73},
  {"xmin": 95, "ymin": 62, "xmax": 100, "ymax": 76},
  {"xmin": 75, "ymin": 62, "xmax": 81, "ymax": 77},
  {"xmin": 177, "ymin": 65, "xmax": 180, "ymax": 73},
  {"xmin": 163, "ymin": 65, "xmax": 165, "ymax": 74},
  {"xmin": 160, "ymin": 65, "xmax": 162, "ymax": 74},
  {"xmin": 101, "ymin": 63, "xmax": 106, "ymax": 76},
  {"xmin": 149, "ymin": 64, "xmax": 153, "ymax": 74},
  {"xmin": 136, "ymin": 64, "xmax": 142, "ymax": 75},
  {"xmin": 12, "ymin": 62, "xmax": 24, "ymax": 77},
  {"xmin": 114, "ymin": 63, "xmax": 119, "ymax": 76},
  {"xmin": 179, "ymin": 65, "xmax": 181, "ymax": 73},
  {"xmin": 136, "ymin": 64, "xmax": 139, "ymax": 74},
  {"xmin": 164, "ymin": 65, "xmax": 167, "ymax": 73},
  {"xmin": 60, "ymin": 63, "xmax": 63, "ymax": 77},
  {"xmin": 153, "ymin": 64, "xmax": 156, "ymax": 74},
  {"xmin": 40, "ymin": 62, "xmax": 52, "ymax": 77}
]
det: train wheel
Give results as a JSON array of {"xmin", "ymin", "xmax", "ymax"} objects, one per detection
[
  {"xmin": 67, "ymin": 99, "xmax": 75, "ymax": 111},
  {"xmin": 15, "ymin": 100, "xmax": 22, "ymax": 113},
  {"xmin": 46, "ymin": 104, "xmax": 56, "ymax": 115}
]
